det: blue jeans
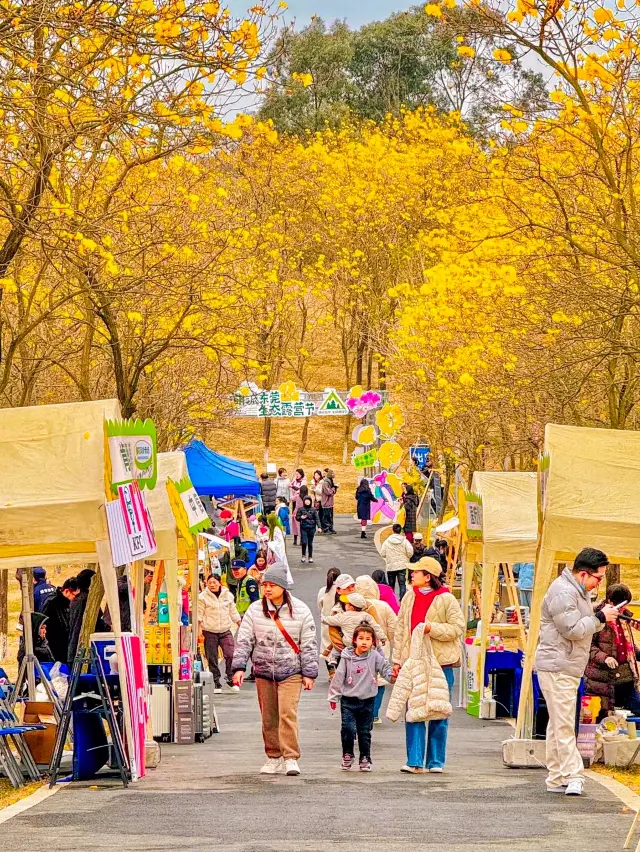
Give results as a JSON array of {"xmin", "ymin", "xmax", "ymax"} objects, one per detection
[
  {"xmin": 341, "ymin": 696, "xmax": 375, "ymax": 760},
  {"xmin": 373, "ymin": 685, "xmax": 385, "ymax": 720},
  {"xmin": 405, "ymin": 667, "xmax": 455, "ymax": 769}
]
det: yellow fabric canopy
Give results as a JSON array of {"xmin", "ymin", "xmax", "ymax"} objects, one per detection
[
  {"xmin": 470, "ymin": 471, "xmax": 538, "ymax": 564},
  {"xmin": 0, "ymin": 398, "xmax": 121, "ymax": 570},
  {"xmin": 541, "ymin": 423, "xmax": 640, "ymax": 562}
]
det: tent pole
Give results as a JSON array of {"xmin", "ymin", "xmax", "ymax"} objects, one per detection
[{"xmin": 21, "ymin": 570, "xmax": 37, "ymax": 700}]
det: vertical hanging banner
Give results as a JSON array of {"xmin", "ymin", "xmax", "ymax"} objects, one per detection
[
  {"xmin": 537, "ymin": 451, "xmax": 550, "ymax": 533},
  {"xmin": 464, "ymin": 490, "xmax": 483, "ymax": 541},
  {"xmin": 106, "ymin": 481, "xmax": 157, "ymax": 565},
  {"xmin": 106, "ymin": 418, "xmax": 158, "ymax": 492},
  {"xmin": 166, "ymin": 476, "xmax": 211, "ymax": 539}
]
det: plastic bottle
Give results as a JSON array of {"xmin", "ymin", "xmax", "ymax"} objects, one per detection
[{"xmin": 158, "ymin": 582, "xmax": 169, "ymax": 624}]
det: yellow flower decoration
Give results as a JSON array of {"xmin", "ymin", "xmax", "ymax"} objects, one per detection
[
  {"xmin": 356, "ymin": 424, "xmax": 377, "ymax": 446},
  {"xmin": 279, "ymin": 380, "xmax": 300, "ymax": 402},
  {"xmin": 378, "ymin": 441, "xmax": 403, "ymax": 469},
  {"xmin": 375, "ymin": 402, "xmax": 405, "ymax": 437},
  {"xmin": 239, "ymin": 386, "xmax": 251, "ymax": 397}
]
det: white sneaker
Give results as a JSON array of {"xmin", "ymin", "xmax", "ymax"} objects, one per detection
[
  {"xmin": 260, "ymin": 757, "xmax": 285, "ymax": 775},
  {"xmin": 309, "ymin": 558, "xmax": 314, "ymax": 563},
  {"xmin": 214, "ymin": 687, "xmax": 223, "ymax": 694},
  {"xmin": 565, "ymin": 779, "xmax": 584, "ymax": 796},
  {"xmin": 373, "ymin": 717, "xmax": 383, "ymax": 726},
  {"xmin": 285, "ymin": 758, "xmax": 301, "ymax": 776},
  {"xmin": 547, "ymin": 785, "xmax": 567, "ymax": 793},
  {"xmin": 400, "ymin": 764, "xmax": 425, "ymax": 774},
  {"xmin": 228, "ymin": 684, "xmax": 240, "ymax": 693},
  {"xmin": 428, "ymin": 767, "xmax": 444, "ymax": 773},
  {"xmin": 301, "ymin": 557, "xmax": 306, "ymax": 563}
]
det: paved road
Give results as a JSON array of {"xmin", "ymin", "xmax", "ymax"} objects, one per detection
[{"xmin": 2, "ymin": 516, "xmax": 632, "ymax": 850}]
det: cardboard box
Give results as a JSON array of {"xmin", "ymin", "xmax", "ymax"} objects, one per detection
[
  {"xmin": 175, "ymin": 714, "xmax": 195, "ymax": 744},
  {"xmin": 22, "ymin": 701, "xmax": 57, "ymax": 765},
  {"xmin": 174, "ymin": 681, "xmax": 193, "ymax": 715}
]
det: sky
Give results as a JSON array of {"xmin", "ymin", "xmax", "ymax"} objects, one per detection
[
  {"xmin": 278, "ymin": 0, "xmax": 409, "ymax": 28},
  {"xmin": 229, "ymin": 0, "xmax": 411, "ymax": 30}
]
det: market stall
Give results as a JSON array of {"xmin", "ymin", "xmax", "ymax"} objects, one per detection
[
  {"xmin": 461, "ymin": 472, "xmax": 538, "ymax": 715},
  {"xmin": 143, "ymin": 451, "xmax": 216, "ymax": 743},
  {"xmin": 0, "ymin": 399, "xmax": 145, "ymax": 783},
  {"xmin": 184, "ymin": 439, "xmax": 260, "ymax": 499},
  {"xmin": 516, "ymin": 423, "xmax": 640, "ymax": 738}
]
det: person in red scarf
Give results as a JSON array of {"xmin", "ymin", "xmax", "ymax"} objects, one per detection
[
  {"xmin": 392, "ymin": 556, "xmax": 465, "ymax": 773},
  {"xmin": 585, "ymin": 584, "xmax": 640, "ymax": 720}
]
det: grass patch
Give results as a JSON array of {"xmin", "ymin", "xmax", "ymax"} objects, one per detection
[
  {"xmin": 0, "ymin": 779, "xmax": 43, "ymax": 810},
  {"xmin": 592, "ymin": 763, "xmax": 640, "ymax": 795}
]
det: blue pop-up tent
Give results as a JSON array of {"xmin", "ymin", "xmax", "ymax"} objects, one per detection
[{"xmin": 184, "ymin": 439, "xmax": 260, "ymax": 499}]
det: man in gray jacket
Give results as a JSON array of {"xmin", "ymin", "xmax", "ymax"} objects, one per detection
[{"xmin": 535, "ymin": 547, "xmax": 618, "ymax": 796}]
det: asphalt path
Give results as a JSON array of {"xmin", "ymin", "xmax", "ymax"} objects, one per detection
[{"xmin": 1, "ymin": 515, "xmax": 632, "ymax": 850}]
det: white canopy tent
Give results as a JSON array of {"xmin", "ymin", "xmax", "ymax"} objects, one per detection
[
  {"xmin": 464, "ymin": 471, "xmax": 538, "ymax": 694},
  {"xmin": 516, "ymin": 423, "xmax": 640, "ymax": 735}
]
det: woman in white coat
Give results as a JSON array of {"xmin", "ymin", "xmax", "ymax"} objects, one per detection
[{"xmin": 386, "ymin": 623, "xmax": 452, "ymax": 773}]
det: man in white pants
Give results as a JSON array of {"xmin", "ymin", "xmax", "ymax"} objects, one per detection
[{"xmin": 535, "ymin": 548, "xmax": 618, "ymax": 796}]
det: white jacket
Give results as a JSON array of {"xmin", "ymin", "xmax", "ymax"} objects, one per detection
[
  {"xmin": 393, "ymin": 587, "xmax": 465, "ymax": 668},
  {"xmin": 386, "ymin": 625, "xmax": 452, "ymax": 723},
  {"xmin": 197, "ymin": 587, "xmax": 240, "ymax": 634},
  {"xmin": 380, "ymin": 533, "xmax": 413, "ymax": 573}
]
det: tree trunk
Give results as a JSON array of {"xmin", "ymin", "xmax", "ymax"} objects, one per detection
[
  {"xmin": 296, "ymin": 416, "xmax": 310, "ymax": 469},
  {"xmin": 0, "ymin": 570, "xmax": 7, "ymax": 661},
  {"xmin": 263, "ymin": 417, "xmax": 272, "ymax": 466},
  {"xmin": 366, "ymin": 348, "xmax": 373, "ymax": 388},
  {"xmin": 606, "ymin": 564, "xmax": 620, "ymax": 587},
  {"xmin": 342, "ymin": 414, "xmax": 352, "ymax": 465},
  {"xmin": 378, "ymin": 357, "xmax": 387, "ymax": 390}
]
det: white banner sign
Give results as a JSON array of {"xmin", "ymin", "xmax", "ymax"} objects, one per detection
[{"xmin": 106, "ymin": 482, "xmax": 157, "ymax": 565}]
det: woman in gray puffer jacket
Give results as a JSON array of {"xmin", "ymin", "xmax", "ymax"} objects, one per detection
[{"xmin": 232, "ymin": 563, "xmax": 318, "ymax": 777}]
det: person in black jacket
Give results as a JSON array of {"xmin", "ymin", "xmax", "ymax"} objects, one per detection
[
  {"xmin": 40, "ymin": 577, "xmax": 80, "ymax": 664},
  {"xmin": 296, "ymin": 496, "xmax": 320, "ymax": 563},
  {"xmin": 67, "ymin": 569, "xmax": 109, "ymax": 667},
  {"xmin": 400, "ymin": 484, "xmax": 419, "ymax": 542},
  {"xmin": 355, "ymin": 478, "xmax": 375, "ymax": 539},
  {"xmin": 18, "ymin": 612, "xmax": 54, "ymax": 667},
  {"xmin": 260, "ymin": 473, "xmax": 277, "ymax": 514}
]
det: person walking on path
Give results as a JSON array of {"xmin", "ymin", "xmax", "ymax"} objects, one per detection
[
  {"xmin": 275, "ymin": 468, "xmax": 291, "ymax": 503},
  {"xmin": 380, "ymin": 524, "xmax": 413, "ymax": 601},
  {"xmin": 198, "ymin": 574, "xmax": 242, "ymax": 693},
  {"xmin": 318, "ymin": 568, "xmax": 341, "ymax": 671},
  {"xmin": 355, "ymin": 575, "xmax": 398, "ymax": 723},
  {"xmin": 320, "ymin": 469, "xmax": 338, "ymax": 534},
  {"xmin": 386, "ymin": 622, "xmax": 452, "ymax": 774},
  {"xmin": 329, "ymin": 624, "xmax": 395, "ymax": 772},
  {"xmin": 400, "ymin": 484, "xmax": 419, "ymax": 543},
  {"xmin": 392, "ymin": 557, "xmax": 464, "ymax": 773},
  {"xmin": 260, "ymin": 473, "xmax": 277, "ymax": 515},
  {"xmin": 296, "ymin": 495, "xmax": 320, "ymax": 563},
  {"xmin": 290, "ymin": 469, "xmax": 307, "ymax": 546},
  {"xmin": 585, "ymin": 583, "xmax": 640, "ymax": 720},
  {"xmin": 535, "ymin": 548, "xmax": 617, "ymax": 796},
  {"xmin": 277, "ymin": 497, "xmax": 291, "ymax": 535},
  {"xmin": 409, "ymin": 533, "xmax": 427, "ymax": 563},
  {"xmin": 372, "ymin": 569, "xmax": 400, "ymax": 614},
  {"xmin": 312, "ymin": 470, "xmax": 324, "ymax": 531},
  {"xmin": 355, "ymin": 478, "xmax": 375, "ymax": 538},
  {"xmin": 232, "ymin": 563, "xmax": 318, "ymax": 776}
]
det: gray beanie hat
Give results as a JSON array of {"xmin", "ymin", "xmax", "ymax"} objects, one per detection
[{"xmin": 262, "ymin": 562, "xmax": 292, "ymax": 590}]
